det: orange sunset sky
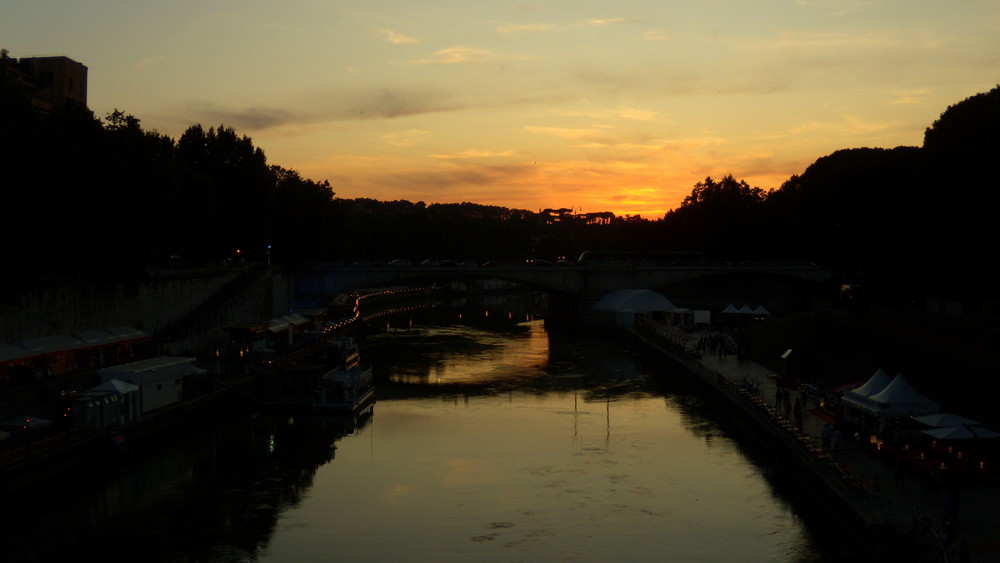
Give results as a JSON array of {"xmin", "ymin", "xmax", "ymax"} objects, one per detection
[{"xmin": 5, "ymin": 1, "xmax": 999, "ymax": 217}]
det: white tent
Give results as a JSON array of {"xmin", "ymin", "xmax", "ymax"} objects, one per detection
[
  {"xmin": 913, "ymin": 413, "xmax": 980, "ymax": 427},
  {"xmin": 855, "ymin": 369, "xmax": 892, "ymax": 397},
  {"xmin": 865, "ymin": 374, "xmax": 940, "ymax": 417},
  {"xmin": 593, "ymin": 290, "xmax": 675, "ymax": 328},
  {"xmin": 722, "ymin": 304, "xmax": 739, "ymax": 314},
  {"xmin": 922, "ymin": 425, "xmax": 1000, "ymax": 440},
  {"xmin": 841, "ymin": 369, "xmax": 892, "ymax": 413},
  {"xmin": 752, "ymin": 305, "xmax": 771, "ymax": 316}
]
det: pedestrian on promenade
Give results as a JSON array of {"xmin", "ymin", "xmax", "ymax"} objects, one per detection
[
  {"xmin": 831, "ymin": 427, "xmax": 843, "ymax": 454},
  {"xmin": 775, "ymin": 388, "xmax": 783, "ymax": 408},
  {"xmin": 821, "ymin": 423, "xmax": 832, "ymax": 451}
]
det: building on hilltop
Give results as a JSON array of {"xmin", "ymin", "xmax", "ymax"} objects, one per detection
[{"xmin": 1, "ymin": 51, "xmax": 88, "ymax": 112}]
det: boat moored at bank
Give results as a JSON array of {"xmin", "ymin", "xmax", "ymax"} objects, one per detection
[{"xmin": 312, "ymin": 338, "xmax": 374, "ymax": 413}]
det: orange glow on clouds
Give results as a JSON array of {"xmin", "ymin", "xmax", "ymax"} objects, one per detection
[{"xmin": 6, "ymin": 0, "xmax": 995, "ymax": 218}]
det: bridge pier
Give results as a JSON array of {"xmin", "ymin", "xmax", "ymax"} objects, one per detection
[{"xmin": 544, "ymin": 291, "xmax": 580, "ymax": 327}]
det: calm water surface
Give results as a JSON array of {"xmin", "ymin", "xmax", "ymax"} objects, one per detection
[{"xmin": 3, "ymin": 313, "xmax": 838, "ymax": 562}]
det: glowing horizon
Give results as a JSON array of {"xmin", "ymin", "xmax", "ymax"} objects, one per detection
[{"xmin": 5, "ymin": 1, "xmax": 998, "ymax": 218}]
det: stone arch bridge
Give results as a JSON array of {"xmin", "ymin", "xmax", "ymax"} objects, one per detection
[{"xmin": 293, "ymin": 263, "xmax": 833, "ymax": 319}]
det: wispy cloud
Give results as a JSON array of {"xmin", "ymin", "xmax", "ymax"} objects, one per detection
[
  {"xmin": 889, "ymin": 87, "xmax": 931, "ymax": 105},
  {"xmin": 496, "ymin": 22, "xmax": 557, "ymax": 34},
  {"xmin": 551, "ymin": 107, "xmax": 662, "ymax": 125},
  {"xmin": 524, "ymin": 126, "xmax": 596, "ymax": 140},
  {"xmin": 431, "ymin": 149, "xmax": 517, "ymax": 159},
  {"xmin": 584, "ymin": 17, "xmax": 637, "ymax": 27},
  {"xmin": 412, "ymin": 46, "xmax": 496, "ymax": 64},
  {"xmin": 643, "ymin": 30, "xmax": 674, "ymax": 42},
  {"xmin": 381, "ymin": 129, "xmax": 433, "ymax": 147},
  {"xmin": 179, "ymin": 102, "xmax": 294, "ymax": 131},
  {"xmin": 173, "ymin": 84, "xmax": 568, "ymax": 134},
  {"xmin": 176, "ymin": 88, "xmax": 461, "ymax": 132},
  {"xmin": 496, "ymin": 16, "xmax": 636, "ymax": 35},
  {"xmin": 376, "ymin": 28, "xmax": 420, "ymax": 45},
  {"xmin": 618, "ymin": 107, "xmax": 658, "ymax": 121}
]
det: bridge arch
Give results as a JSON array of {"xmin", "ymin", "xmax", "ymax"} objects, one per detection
[{"xmin": 291, "ymin": 263, "xmax": 831, "ymax": 319}]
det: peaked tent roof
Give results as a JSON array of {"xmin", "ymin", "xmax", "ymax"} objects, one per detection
[
  {"xmin": 737, "ymin": 305, "xmax": 754, "ymax": 314},
  {"xmin": 914, "ymin": 413, "xmax": 980, "ymax": 428},
  {"xmin": 841, "ymin": 368, "xmax": 893, "ymax": 413},
  {"xmin": 752, "ymin": 305, "xmax": 771, "ymax": 316},
  {"xmin": 593, "ymin": 290, "xmax": 675, "ymax": 313},
  {"xmin": 853, "ymin": 369, "xmax": 893, "ymax": 397},
  {"xmin": 722, "ymin": 304, "xmax": 739, "ymax": 314},
  {"xmin": 922, "ymin": 425, "xmax": 1000, "ymax": 440},
  {"xmin": 867, "ymin": 374, "xmax": 940, "ymax": 416}
]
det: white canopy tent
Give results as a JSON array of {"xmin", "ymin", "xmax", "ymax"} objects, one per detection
[
  {"xmin": 841, "ymin": 369, "xmax": 892, "ymax": 413},
  {"xmin": 914, "ymin": 413, "xmax": 980, "ymax": 428},
  {"xmin": 864, "ymin": 374, "xmax": 940, "ymax": 417},
  {"xmin": 593, "ymin": 290, "xmax": 676, "ymax": 328},
  {"xmin": 922, "ymin": 425, "xmax": 1000, "ymax": 440}
]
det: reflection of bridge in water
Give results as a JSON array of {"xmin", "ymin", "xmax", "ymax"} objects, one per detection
[{"xmin": 293, "ymin": 263, "xmax": 833, "ymax": 318}]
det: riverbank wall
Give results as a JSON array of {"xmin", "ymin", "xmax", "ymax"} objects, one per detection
[
  {"xmin": 0, "ymin": 267, "xmax": 293, "ymax": 354},
  {"xmin": 0, "ymin": 382, "xmax": 246, "ymax": 496},
  {"xmin": 586, "ymin": 321, "xmax": 924, "ymax": 562}
]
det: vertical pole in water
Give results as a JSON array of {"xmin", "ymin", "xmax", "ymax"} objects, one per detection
[
  {"xmin": 574, "ymin": 393, "xmax": 578, "ymax": 437},
  {"xmin": 606, "ymin": 394, "xmax": 611, "ymax": 442}
]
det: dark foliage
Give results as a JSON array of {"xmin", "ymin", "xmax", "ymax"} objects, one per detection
[{"xmin": 2, "ymin": 62, "xmax": 998, "ymax": 304}]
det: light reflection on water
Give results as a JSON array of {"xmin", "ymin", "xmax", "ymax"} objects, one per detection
[
  {"xmin": 256, "ymin": 321, "xmax": 829, "ymax": 562},
  {"xmin": 385, "ymin": 322, "xmax": 551, "ymax": 385},
  {"xmin": 0, "ymin": 316, "xmax": 835, "ymax": 562}
]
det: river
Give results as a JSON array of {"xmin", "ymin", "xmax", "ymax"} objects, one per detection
[{"xmin": 1, "ymin": 295, "xmax": 842, "ymax": 562}]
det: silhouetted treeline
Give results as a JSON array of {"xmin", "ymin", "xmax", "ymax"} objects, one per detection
[
  {"xmin": 660, "ymin": 86, "xmax": 1000, "ymax": 302},
  {"xmin": 2, "ymin": 66, "xmax": 998, "ymax": 302}
]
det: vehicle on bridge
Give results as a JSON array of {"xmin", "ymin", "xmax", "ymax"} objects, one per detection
[{"xmin": 576, "ymin": 250, "xmax": 704, "ymax": 266}]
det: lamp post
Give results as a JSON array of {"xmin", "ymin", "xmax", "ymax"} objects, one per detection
[{"xmin": 780, "ymin": 348, "xmax": 793, "ymax": 387}]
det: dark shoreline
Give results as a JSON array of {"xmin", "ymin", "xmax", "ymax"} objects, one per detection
[{"xmin": 579, "ymin": 322, "xmax": 929, "ymax": 562}]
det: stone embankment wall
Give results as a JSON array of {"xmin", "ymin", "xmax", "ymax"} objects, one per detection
[{"xmin": 0, "ymin": 267, "xmax": 292, "ymax": 355}]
